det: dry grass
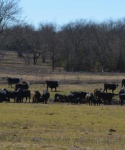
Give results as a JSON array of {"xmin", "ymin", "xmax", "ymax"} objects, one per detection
[
  {"xmin": 0, "ymin": 104, "xmax": 125, "ymax": 150},
  {"xmin": 0, "ymin": 51, "xmax": 125, "ymax": 85}
]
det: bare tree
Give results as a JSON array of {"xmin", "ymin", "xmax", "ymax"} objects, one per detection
[
  {"xmin": 39, "ymin": 23, "xmax": 58, "ymax": 71},
  {"xmin": 0, "ymin": 0, "xmax": 22, "ymax": 61},
  {"xmin": 7, "ymin": 24, "xmax": 35, "ymax": 65}
]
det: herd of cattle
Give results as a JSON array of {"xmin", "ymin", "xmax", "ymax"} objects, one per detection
[{"xmin": 0, "ymin": 77, "xmax": 125, "ymax": 106}]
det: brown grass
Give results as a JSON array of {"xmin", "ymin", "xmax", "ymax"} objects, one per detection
[{"xmin": 0, "ymin": 51, "xmax": 124, "ymax": 85}]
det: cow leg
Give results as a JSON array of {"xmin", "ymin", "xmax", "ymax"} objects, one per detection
[
  {"xmin": 7, "ymin": 98, "xmax": 10, "ymax": 103},
  {"xmin": 109, "ymin": 99, "xmax": 112, "ymax": 105},
  {"xmin": 98, "ymin": 99, "xmax": 101, "ymax": 105},
  {"xmin": 97, "ymin": 100, "xmax": 100, "ymax": 106},
  {"xmin": 98, "ymin": 100, "xmax": 101, "ymax": 106},
  {"xmin": 104, "ymin": 88, "xmax": 107, "ymax": 93},
  {"xmin": 93, "ymin": 100, "xmax": 96, "ymax": 106},
  {"xmin": 33, "ymin": 98, "xmax": 36, "ymax": 103},
  {"xmin": 14, "ymin": 98, "xmax": 16, "ymax": 103},
  {"xmin": 121, "ymin": 100, "xmax": 124, "ymax": 106},
  {"xmin": 89, "ymin": 100, "xmax": 91, "ymax": 105},
  {"xmin": 47, "ymin": 86, "xmax": 49, "ymax": 91}
]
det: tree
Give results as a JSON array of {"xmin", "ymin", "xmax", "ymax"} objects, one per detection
[
  {"xmin": 0, "ymin": 0, "xmax": 22, "ymax": 61},
  {"xmin": 39, "ymin": 23, "xmax": 58, "ymax": 71},
  {"xmin": 7, "ymin": 24, "xmax": 35, "ymax": 65},
  {"xmin": 60, "ymin": 20, "xmax": 97, "ymax": 71}
]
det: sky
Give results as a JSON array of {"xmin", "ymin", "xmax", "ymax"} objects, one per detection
[{"xmin": 20, "ymin": 0, "xmax": 125, "ymax": 28}]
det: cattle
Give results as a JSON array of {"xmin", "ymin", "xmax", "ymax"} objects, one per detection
[
  {"xmin": 14, "ymin": 89, "xmax": 31, "ymax": 103},
  {"xmin": 45, "ymin": 80, "xmax": 59, "ymax": 91},
  {"xmin": 94, "ymin": 88, "xmax": 115, "ymax": 105},
  {"xmin": 15, "ymin": 81, "xmax": 29, "ymax": 91},
  {"xmin": 94, "ymin": 88, "xmax": 102, "ymax": 99},
  {"xmin": 7, "ymin": 91, "xmax": 18, "ymax": 103},
  {"xmin": 121, "ymin": 79, "xmax": 125, "ymax": 87},
  {"xmin": 104, "ymin": 83, "xmax": 119, "ymax": 93},
  {"xmin": 0, "ymin": 88, "xmax": 19, "ymax": 103},
  {"xmin": 41, "ymin": 90, "xmax": 50, "ymax": 103},
  {"xmin": 7, "ymin": 77, "xmax": 21, "ymax": 87},
  {"xmin": 54, "ymin": 93, "xmax": 69, "ymax": 103},
  {"xmin": 1, "ymin": 89, "xmax": 31, "ymax": 103},
  {"xmin": 68, "ymin": 91, "xmax": 87, "ymax": 104},
  {"xmin": 0, "ymin": 89, "xmax": 9, "ymax": 102},
  {"xmin": 32, "ymin": 90, "xmax": 41, "ymax": 103},
  {"xmin": 20, "ymin": 89, "xmax": 31, "ymax": 103},
  {"xmin": 85, "ymin": 92, "xmax": 100, "ymax": 106},
  {"xmin": 119, "ymin": 88, "xmax": 125, "ymax": 105},
  {"xmin": 32, "ymin": 90, "xmax": 50, "ymax": 103}
]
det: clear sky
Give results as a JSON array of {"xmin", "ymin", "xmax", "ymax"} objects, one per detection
[{"xmin": 20, "ymin": 0, "xmax": 125, "ymax": 28}]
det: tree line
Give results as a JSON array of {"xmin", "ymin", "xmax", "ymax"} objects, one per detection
[{"xmin": 1, "ymin": 0, "xmax": 125, "ymax": 72}]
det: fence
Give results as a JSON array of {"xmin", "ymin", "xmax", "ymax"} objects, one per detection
[{"xmin": 0, "ymin": 72, "xmax": 124, "ymax": 85}]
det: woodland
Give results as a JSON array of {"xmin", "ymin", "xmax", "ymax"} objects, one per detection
[{"xmin": 1, "ymin": 0, "xmax": 125, "ymax": 72}]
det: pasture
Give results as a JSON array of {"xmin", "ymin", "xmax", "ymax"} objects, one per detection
[
  {"xmin": 0, "ymin": 103, "xmax": 125, "ymax": 150},
  {"xmin": 0, "ymin": 51, "xmax": 125, "ymax": 149}
]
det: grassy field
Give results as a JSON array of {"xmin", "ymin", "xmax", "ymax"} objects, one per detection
[
  {"xmin": 0, "ymin": 103, "xmax": 125, "ymax": 150},
  {"xmin": 0, "ymin": 51, "xmax": 125, "ymax": 149}
]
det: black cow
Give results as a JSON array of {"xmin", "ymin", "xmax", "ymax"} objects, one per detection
[
  {"xmin": 45, "ymin": 80, "xmax": 59, "ymax": 91},
  {"xmin": 0, "ymin": 89, "xmax": 9, "ymax": 102},
  {"xmin": 15, "ymin": 81, "xmax": 29, "ymax": 91},
  {"xmin": 54, "ymin": 93, "xmax": 69, "ymax": 103},
  {"xmin": 68, "ymin": 91, "xmax": 87, "ymax": 104},
  {"xmin": 94, "ymin": 89, "xmax": 115, "ymax": 105},
  {"xmin": 7, "ymin": 77, "xmax": 21, "ymax": 87},
  {"xmin": 104, "ymin": 83, "xmax": 119, "ymax": 93},
  {"xmin": 121, "ymin": 79, "xmax": 125, "ymax": 87},
  {"xmin": 22, "ymin": 89, "xmax": 31, "ymax": 103},
  {"xmin": 32, "ymin": 90, "xmax": 50, "ymax": 103},
  {"xmin": 119, "ymin": 88, "xmax": 125, "ymax": 105},
  {"xmin": 15, "ymin": 89, "xmax": 31, "ymax": 103},
  {"xmin": 32, "ymin": 90, "xmax": 41, "ymax": 103},
  {"xmin": 40, "ymin": 90, "xmax": 50, "ymax": 103},
  {"xmin": 7, "ymin": 91, "xmax": 18, "ymax": 103},
  {"xmin": 0, "ymin": 88, "xmax": 31, "ymax": 103},
  {"xmin": 0, "ymin": 88, "xmax": 18, "ymax": 103},
  {"xmin": 94, "ymin": 88, "xmax": 102, "ymax": 99}
]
